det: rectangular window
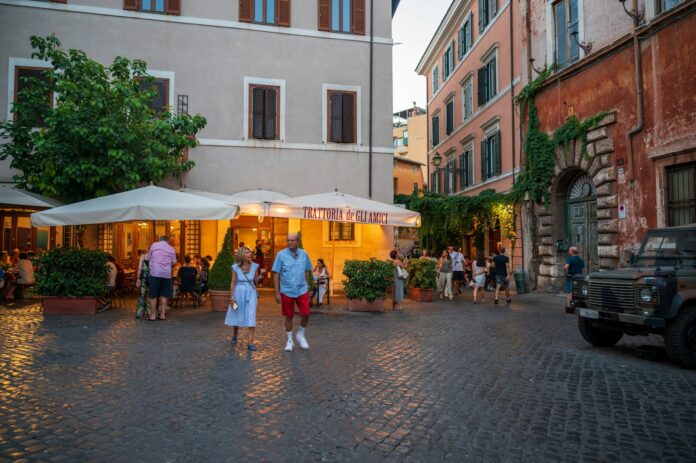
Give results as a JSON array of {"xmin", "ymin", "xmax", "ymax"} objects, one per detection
[
  {"xmin": 250, "ymin": 85, "xmax": 279, "ymax": 140},
  {"xmin": 480, "ymin": 130, "xmax": 501, "ymax": 180},
  {"xmin": 403, "ymin": 130, "xmax": 409, "ymax": 146},
  {"xmin": 393, "ymin": 177, "xmax": 399, "ymax": 194},
  {"xmin": 458, "ymin": 15, "xmax": 473, "ymax": 59},
  {"xmin": 478, "ymin": 0, "xmax": 497, "ymax": 33},
  {"xmin": 184, "ymin": 220, "xmax": 201, "ymax": 256},
  {"xmin": 442, "ymin": 42, "xmax": 455, "ymax": 81},
  {"xmin": 430, "ymin": 170, "xmax": 440, "ymax": 193},
  {"xmin": 253, "ymin": 0, "xmax": 276, "ymax": 24},
  {"xmin": 446, "ymin": 99, "xmax": 454, "ymax": 136},
  {"xmin": 141, "ymin": 0, "xmax": 165, "ymax": 13},
  {"xmin": 477, "ymin": 55, "xmax": 497, "ymax": 107},
  {"xmin": 432, "ymin": 115, "xmax": 440, "ymax": 147},
  {"xmin": 98, "ymin": 224, "xmax": 114, "ymax": 255},
  {"xmin": 554, "ymin": 0, "xmax": 580, "ymax": 69},
  {"xmin": 656, "ymin": 0, "xmax": 683, "ymax": 13},
  {"xmin": 666, "ymin": 162, "xmax": 696, "ymax": 226},
  {"xmin": 13, "ymin": 66, "xmax": 53, "ymax": 126},
  {"xmin": 139, "ymin": 78, "xmax": 169, "ymax": 114},
  {"xmin": 329, "ymin": 222, "xmax": 355, "ymax": 241},
  {"xmin": 62, "ymin": 225, "xmax": 73, "ymax": 249},
  {"xmin": 462, "ymin": 77, "xmax": 473, "ymax": 121},
  {"xmin": 460, "ymin": 146, "xmax": 473, "ymax": 189},
  {"xmin": 432, "ymin": 66, "xmax": 440, "ymax": 94},
  {"xmin": 328, "ymin": 90, "xmax": 356, "ymax": 143},
  {"xmin": 321, "ymin": 0, "xmax": 361, "ymax": 34}
]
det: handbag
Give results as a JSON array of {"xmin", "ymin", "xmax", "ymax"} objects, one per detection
[{"xmin": 396, "ymin": 265, "xmax": 409, "ymax": 280}]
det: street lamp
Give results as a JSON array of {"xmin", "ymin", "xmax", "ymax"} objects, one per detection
[{"xmin": 431, "ymin": 152, "xmax": 443, "ymax": 167}]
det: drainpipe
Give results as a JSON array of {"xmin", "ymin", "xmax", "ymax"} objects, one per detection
[
  {"xmin": 368, "ymin": 0, "xmax": 374, "ymax": 198},
  {"xmin": 525, "ymin": 0, "xmax": 532, "ymax": 82},
  {"xmin": 626, "ymin": 0, "xmax": 644, "ymax": 182},
  {"xmin": 509, "ymin": 0, "xmax": 517, "ymax": 269}
]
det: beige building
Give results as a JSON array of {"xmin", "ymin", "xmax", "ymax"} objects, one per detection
[
  {"xmin": 392, "ymin": 106, "xmax": 428, "ymax": 191},
  {"xmin": 0, "ymin": 0, "xmax": 400, "ymax": 287}
]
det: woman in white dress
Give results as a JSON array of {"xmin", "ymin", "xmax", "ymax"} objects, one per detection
[
  {"xmin": 225, "ymin": 247, "xmax": 261, "ymax": 351},
  {"xmin": 472, "ymin": 251, "xmax": 489, "ymax": 304},
  {"xmin": 312, "ymin": 258, "xmax": 331, "ymax": 306}
]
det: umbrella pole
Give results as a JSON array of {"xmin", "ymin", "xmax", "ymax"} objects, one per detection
[
  {"xmin": 331, "ymin": 224, "xmax": 336, "ymax": 297},
  {"xmin": 152, "ymin": 220, "xmax": 156, "ymax": 243}
]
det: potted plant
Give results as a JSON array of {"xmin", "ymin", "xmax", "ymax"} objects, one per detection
[
  {"xmin": 406, "ymin": 258, "xmax": 437, "ymax": 302},
  {"xmin": 342, "ymin": 258, "xmax": 394, "ymax": 312},
  {"xmin": 208, "ymin": 227, "xmax": 234, "ymax": 311},
  {"xmin": 36, "ymin": 248, "xmax": 108, "ymax": 315}
]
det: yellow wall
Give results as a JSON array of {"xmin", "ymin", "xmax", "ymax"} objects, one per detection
[
  {"xmin": 393, "ymin": 113, "xmax": 428, "ymax": 186},
  {"xmin": 393, "ymin": 159, "xmax": 425, "ymax": 195}
]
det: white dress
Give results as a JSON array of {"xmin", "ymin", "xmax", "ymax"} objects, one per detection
[
  {"xmin": 314, "ymin": 268, "xmax": 328, "ymax": 303},
  {"xmin": 224, "ymin": 263, "xmax": 258, "ymax": 328}
]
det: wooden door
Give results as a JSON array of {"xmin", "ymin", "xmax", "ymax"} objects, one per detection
[{"xmin": 568, "ymin": 199, "xmax": 598, "ymax": 273}]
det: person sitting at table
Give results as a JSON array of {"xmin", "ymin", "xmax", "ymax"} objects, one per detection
[
  {"xmin": 177, "ymin": 255, "xmax": 198, "ymax": 302},
  {"xmin": 106, "ymin": 255, "xmax": 118, "ymax": 296},
  {"xmin": 11, "ymin": 252, "xmax": 35, "ymax": 300},
  {"xmin": 10, "ymin": 249, "xmax": 20, "ymax": 267},
  {"xmin": 312, "ymin": 258, "xmax": 331, "ymax": 306}
]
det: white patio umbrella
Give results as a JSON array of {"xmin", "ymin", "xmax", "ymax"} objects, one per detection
[
  {"xmin": 0, "ymin": 185, "xmax": 63, "ymax": 209},
  {"xmin": 266, "ymin": 190, "xmax": 421, "ymax": 228},
  {"xmin": 30, "ymin": 185, "xmax": 239, "ymax": 227}
]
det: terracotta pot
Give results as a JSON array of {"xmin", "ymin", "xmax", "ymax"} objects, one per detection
[
  {"xmin": 408, "ymin": 287, "xmax": 434, "ymax": 302},
  {"xmin": 209, "ymin": 289, "xmax": 231, "ymax": 312},
  {"xmin": 42, "ymin": 296, "xmax": 98, "ymax": 315},
  {"xmin": 347, "ymin": 296, "xmax": 387, "ymax": 312}
]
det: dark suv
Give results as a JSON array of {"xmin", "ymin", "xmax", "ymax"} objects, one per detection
[{"xmin": 566, "ymin": 225, "xmax": 696, "ymax": 369}]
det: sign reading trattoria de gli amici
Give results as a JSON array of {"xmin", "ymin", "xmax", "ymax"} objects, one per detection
[{"xmin": 302, "ymin": 206, "xmax": 389, "ymax": 225}]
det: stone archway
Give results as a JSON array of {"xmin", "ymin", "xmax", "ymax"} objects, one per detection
[{"xmin": 533, "ymin": 112, "xmax": 618, "ymax": 290}]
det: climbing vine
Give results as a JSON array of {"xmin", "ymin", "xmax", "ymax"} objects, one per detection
[
  {"xmin": 396, "ymin": 190, "xmax": 515, "ymax": 253},
  {"xmin": 513, "ymin": 66, "xmax": 609, "ymax": 205}
]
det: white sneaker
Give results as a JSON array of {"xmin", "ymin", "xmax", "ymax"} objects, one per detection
[
  {"xmin": 295, "ymin": 331, "xmax": 309, "ymax": 350},
  {"xmin": 284, "ymin": 339, "xmax": 294, "ymax": 352}
]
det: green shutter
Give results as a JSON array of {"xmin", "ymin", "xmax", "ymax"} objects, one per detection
[{"xmin": 481, "ymin": 140, "xmax": 487, "ymax": 180}]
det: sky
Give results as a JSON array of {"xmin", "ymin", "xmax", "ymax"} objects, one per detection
[{"xmin": 392, "ymin": 0, "xmax": 452, "ymax": 112}]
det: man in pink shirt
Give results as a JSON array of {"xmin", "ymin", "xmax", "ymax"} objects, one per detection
[{"xmin": 146, "ymin": 236, "xmax": 177, "ymax": 320}]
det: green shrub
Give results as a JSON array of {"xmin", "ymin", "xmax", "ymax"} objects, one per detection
[
  {"xmin": 35, "ymin": 248, "xmax": 108, "ymax": 297},
  {"xmin": 406, "ymin": 258, "xmax": 437, "ymax": 289},
  {"xmin": 209, "ymin": 227, "xmax": 234, "ymax": 291},
  {"xmin": 342, "ymin": 258, "xmax": 394, "ymax": 302}
]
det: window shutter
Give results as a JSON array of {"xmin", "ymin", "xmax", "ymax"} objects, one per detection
[
  {"xmin": 353, "ymin": 0, "xmax": 366, "ymax": 35},
  {"xmin": 466, "ymin": 16, "xmax": 473, "ymax": 50},
  {"xmin": 329, "ymin": 93, "xmax": 343, "ymax": 143},
  {"xmin": 432, "ymin": 117, "xmax": 439, "ymax": 146},
  {"xmin": 478, "ymin": 0, "xmax": 485, "ymax": 32},
  {"xmin": 252, "ymin": 87, "xmax": 265, "ymax": 140},
  {"xmin": 488, "ymin": 58, "xmax": 496, "ymax": 97},
  {"xmin": 166, "ymin": 0, "xmax": 180, "ymax": 15},
  {"xmin": 342, "ymin": 93, "xmax": 355, "ymax": 143},
  {"xmin": 493, "ymin": 131, "xmax": 502, "ymax": 175},
  {"xmin": 477, "ymin": 67, "xmax": 487, "ymax": 107},
  {"xmin": 318, "ymin": 0, "xmax": 331, "ymax": 31},
  {"xmin": 124, "ymin": 0, "xmax": 139, "ymax": 10},
  {"xmin": 481, "ymin": 140, "xmax": 487, "ymax": 180},
  {"xmin": 458, "ymin": 27, "xmax": 464, "ymax": 59},
  {"xmin": 490, "ymin": 0, "xmax": 497, "ymax": 17},
  {"xmin": 277, "ymin": 0, "xmax": 291, "ymax": 26},
  {"xmin": 239, "ymin": 0, "xmax": 252, "ymax": 22},
  {"xmin": 263, "ymin": 88, "xmax": 277, "ymax": 140}
]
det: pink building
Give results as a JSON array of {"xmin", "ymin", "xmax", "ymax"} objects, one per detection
[{"xmin": 416, "ymin": 0, "xmax": 522, "ymax": 260}]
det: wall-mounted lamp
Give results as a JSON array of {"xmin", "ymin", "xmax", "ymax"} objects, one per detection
[
  {"xmin": 570, "ymin": 31, "xmax": 593, "ymax": 54},
  {"xmin": 529, "ymin": 58, "xmax": 545, "ymax": 75},
  {"xmin": 431, "ymin": 152, "xmax": 443, "ymax": 167},
  {"xmin": 618, "ymin": 0, "xmax": 644, "ymax": 24}
]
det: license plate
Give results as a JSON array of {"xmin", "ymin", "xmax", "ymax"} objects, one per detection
[{"xmin": 579, "ymin": 308, "xmax": 599, "ymax": 319}]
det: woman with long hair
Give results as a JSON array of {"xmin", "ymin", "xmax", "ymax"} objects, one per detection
[
  {"xmin": 312, "ymin": 258, "xmax": 331, "ymax": 306},
  {"xmin": 390, "ymin": 249, "xmax": 407, "ymax": 310},
  {"xmin": 473, "ymin": 251, "xmax": 488, "ymax": 304},
  {"xmin": 224, "ymin": 246, "xmax": 261, "ymax": 351},
  {"xmin": 437, "ymin": 250, "xmax": 454, "ymax": 300}
]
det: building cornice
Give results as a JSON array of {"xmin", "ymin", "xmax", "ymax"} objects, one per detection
[{"xmin": 415, "ymin": 0, "xmax": 471, "ymax": 75}]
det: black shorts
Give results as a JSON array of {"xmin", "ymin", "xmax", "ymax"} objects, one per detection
[
  {"xmin": 149, "ymin": 276, "xmax": 173, "ymax": 298},
  {"xmin": 453, "ymin": 271, "xmax": 465, "ymax": 281}
]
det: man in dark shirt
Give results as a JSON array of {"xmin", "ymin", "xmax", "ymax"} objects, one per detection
[
  {"xmin": 493, "ymin": 248, "xmax": 512, "ymax": 304},
  {"xmin": 564, "ymin": 247, "xmax": 585, "ymax": 306}
]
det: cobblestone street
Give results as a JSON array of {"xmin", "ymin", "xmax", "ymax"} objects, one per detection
[{"xmin": 1, "ymin": 292, "xmax": 695, "ymax": 462}]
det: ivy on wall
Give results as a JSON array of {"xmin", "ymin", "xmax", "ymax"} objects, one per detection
[{"xmin": 513, "ymin": 66, "xmax": 609, "ymax": 205}]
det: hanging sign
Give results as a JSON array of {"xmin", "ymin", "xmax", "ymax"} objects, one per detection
[{"xmin": 618, "ymin": 204, "xmax": 627, "ymax": 219}]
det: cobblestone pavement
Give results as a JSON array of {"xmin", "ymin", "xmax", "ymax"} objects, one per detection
[{"xmin": 1, "ymin": 291, "xmax": 696, "ymax": 463}]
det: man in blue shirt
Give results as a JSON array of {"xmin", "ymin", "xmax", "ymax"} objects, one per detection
[
  {"xmin": 564, "ymin": 246, "xmax": 585, "ymax": 307},
  {"xmin": 272, "ymin": 233, "xmax": 313, "ymax": 352}
]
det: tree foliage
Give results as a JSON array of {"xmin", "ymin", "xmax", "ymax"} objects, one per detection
[
  {"xmin": 35, "ymin": 248, "xmax": 108, "ymax": 297},
  {"xmin": 0, "ymin": 35, "xmax": 207, "ymax": 202}
]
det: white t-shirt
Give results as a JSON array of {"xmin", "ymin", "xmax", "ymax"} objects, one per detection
[
  {"xmin": 106, "ymin": 261, "xmax": 117, "ymax": 287},
  {"xmin": 451, "ymin": 252, "xmax": 464, "ymax": 272},
  {"xmin": 16, "ymin": 259, "xmax": 34, "ymax": 285}
]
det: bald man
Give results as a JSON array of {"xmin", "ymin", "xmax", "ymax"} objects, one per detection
[
  {"xmin": 272, "ymin": 233, "xmax": 313, "ymax": 352},
  {"xmin": 564, "ymin": 247, "xmax": 585, "ymax": 306}
]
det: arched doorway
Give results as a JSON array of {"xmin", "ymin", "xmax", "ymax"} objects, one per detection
[{"xmin": 565, "ymin": 173, "xmax": 598, "ymax": 272}]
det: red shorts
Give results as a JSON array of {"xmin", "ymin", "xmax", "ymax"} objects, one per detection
[{"xmin": 281, "ymin": 292, "xmax": 310, "ymax": 318}]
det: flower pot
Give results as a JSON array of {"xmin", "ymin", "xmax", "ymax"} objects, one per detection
[
  {"xmin": 408, "ymin": 287, "xmax": 433, "ymax": 302},
  {"xmin": 347, "ymin": 296, "xmax": 387, "ymax": 312},
  {"xmin": 42, "ymin": 296, "xmax": 99, "ymax": 315},
  {"xmin": 209, "ymin": 289, "xmax": 231, "ymax": 312}
]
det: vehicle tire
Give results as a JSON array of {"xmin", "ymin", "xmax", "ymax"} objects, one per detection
[
  {"xmin": 577, "ymin": 316, "xmax": 624, "ymax": 347},
  {"xmin": 663, "ymin": 305, "xmax": 696, "ymax": 370}
]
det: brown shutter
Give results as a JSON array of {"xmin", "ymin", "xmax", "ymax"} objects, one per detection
[
  {"xmin": 342, "ymin": 93, "xmax": 355, "ymax": 143},
  {"xmin": 124, "ymin": 0, "xmax": 139, "ymax": 11},
  {"xmin": 329, "ymin": 92, "xmax": 343, "ymax": 143},
  {"xmin": 239, "ymin": 0, "xmax": 253, "ymax": 23},
  {"xmin": 252, "ymin": 87, "xmax": 265, "ymax": 139},
  {"xmin": 166, "ymin": 0, "xmax": 180, "ymax": 15},
  {"xmin": 353, "ymin": 0, "xmax": 366, "ymax": 35},
  {"xmin": 264, "ymin": 87, "xmax": 277, "ymax": 140},
  {"xmin": 318, "ymin": 0, "xmax": 331, "ymax": 32},
  {"xmin": 277, "ymin": 0, "xmax": 291, "ymax": 27}
]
